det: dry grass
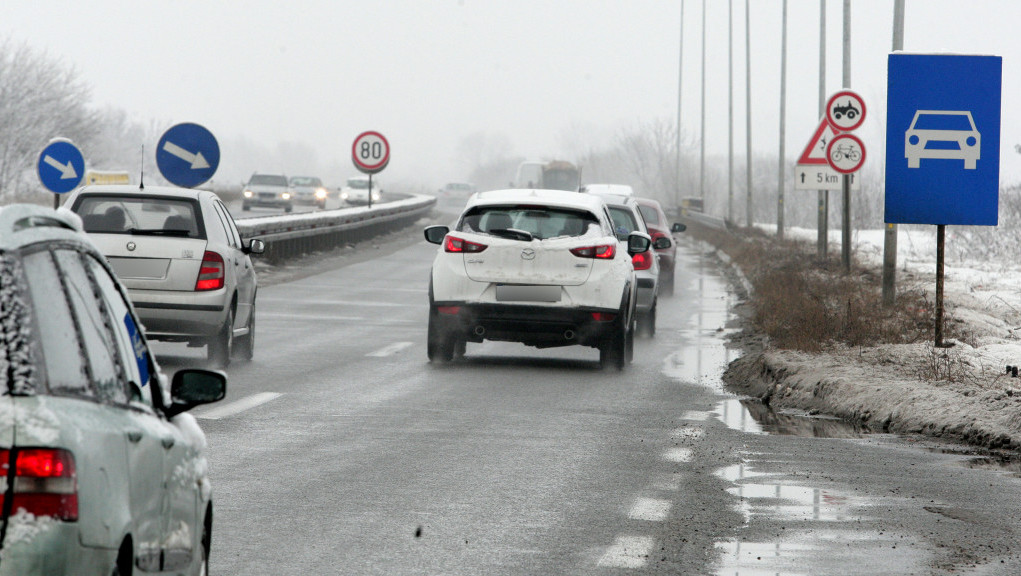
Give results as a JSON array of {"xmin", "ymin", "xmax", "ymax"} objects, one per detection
[{"xmin": 688, "ymin": 222, "xmax": 942, "ymax": 352}]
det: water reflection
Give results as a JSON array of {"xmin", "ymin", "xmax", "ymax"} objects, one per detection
[{"xmin": 715, "ymin": 398, "xmax": 868, "ymax": 438}]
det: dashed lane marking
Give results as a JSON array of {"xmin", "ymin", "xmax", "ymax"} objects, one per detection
[
  {"xmin": 664, "ymin": 447, "xmax": 694, "ymax": 463},
  {"xmin": 597, "ymin": 535, "xmax": 655, "ymax": 568},
  {"xmin": 628, "ymin": 497, "xmax": 672, "ymax": 522},
  {"xmin": 195, "ymin": 392, "xmax": 282, "ymax": 420},
  {"xmin": 367, "ymin": 342, "xmax": 414, "ymax": 357}
]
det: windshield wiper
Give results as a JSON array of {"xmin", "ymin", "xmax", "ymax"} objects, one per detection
[{"xmin": 488, "ymin": 228, "xmax": 533, "ymax": 242}]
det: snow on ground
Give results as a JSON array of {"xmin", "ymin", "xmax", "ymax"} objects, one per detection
[{"xmin": 723, "ymin": 225, "xmax": 1021, "ymax": 451}]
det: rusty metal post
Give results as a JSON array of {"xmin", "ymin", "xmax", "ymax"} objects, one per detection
[{"xmin": 935, "ymin": 224, "xmax": 945, "ymax": 347}]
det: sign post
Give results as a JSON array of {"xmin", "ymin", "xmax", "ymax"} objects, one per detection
[
  {"xmin": 38, "ymin": 138, "xmax": 85, "ymax": 208},
  {"xmin": 885, "ymin": 53, "xmax": 1002, "ymax": 346},
  {"xmin": 351, "ymin": 131, "xmax": 390, "ymax": 209}
]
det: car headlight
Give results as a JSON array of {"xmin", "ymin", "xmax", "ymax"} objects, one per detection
[
  {"xmin": 282, "ymin": 192, "xmax": 292, "ymax": 200},
  {"xmin": 372, "ymin": 192, "xmax": 380, "ymax": 200},
  {"xmin": 243, "ymin": 190, "xmax": 253, "ymax": 198},
  {"xmin": 340, "ymin": 191, "xmax": 349, "ymax": 200},
  {"xmin": 315, "ymin": 187, "xmax": 328, "ymax": 199}
]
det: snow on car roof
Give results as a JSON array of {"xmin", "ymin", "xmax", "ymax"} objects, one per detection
[
  {"xmin": 75, "ymin": 184, "xmax": 206, "ymax": 199},
  {"xmin": 470, "ymin": 188, "xmax": 606, "ymax": 213}
]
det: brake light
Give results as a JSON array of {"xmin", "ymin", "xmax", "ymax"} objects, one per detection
[
  {"xmin": 591, "ymin": 312, "xmax": 617, "ymax": 322},
  {"xmin": 632, "ymin": 250, "xmax": 653, "ymax": 271},
  {"xmin": 196, "ymin": 251, "xmax": 225, "ymax": 291},
  {"xmin": 444, "ymin": 236, "xmax": 487, "ymax": 253},
  {"xmin": 0, "ymin": 448, "xmax": 78, "ymax": 521},
  {"xmin": 570, "ymin": 244, "xmax": 616, "ymax": 259},
  {"xmin": 437, "ymin": 306, "xmax": 461, "ymax": 315}
]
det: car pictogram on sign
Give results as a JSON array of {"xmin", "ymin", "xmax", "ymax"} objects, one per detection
[{"xmin": 904, "ymin": 110, "xmax": 980, "ymax": 170}]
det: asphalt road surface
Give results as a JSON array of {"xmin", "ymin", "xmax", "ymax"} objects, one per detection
[{"xmin": 154, "ymin": 225, "xmax": 1021, "ymax": 575}]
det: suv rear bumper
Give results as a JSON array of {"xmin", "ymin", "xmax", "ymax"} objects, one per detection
[{"xmin": 430, "ymin": 302, "xmax": 622, "ymax": 349}]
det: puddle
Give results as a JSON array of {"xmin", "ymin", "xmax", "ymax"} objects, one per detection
[
  {"xmin": 714, "ymin": 463, "xmax": 859, "ymax": 523},
  {"xmin": 715, "ymin": 398, "xmax": 869, "ymax": 438}
]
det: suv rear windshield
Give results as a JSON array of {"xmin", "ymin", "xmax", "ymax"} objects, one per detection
[
  {"xmin": 75, "ymin": 196, "xmax": 204, "ymax": 239},
  {"xmin": 458, "ymin": 206, "xmax": 598, "ymax": 240}
]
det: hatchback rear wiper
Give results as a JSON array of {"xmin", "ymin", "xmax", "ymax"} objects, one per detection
[{"xmin": 488, "ymin": 228, "xmax": 533, "ymax": 242}]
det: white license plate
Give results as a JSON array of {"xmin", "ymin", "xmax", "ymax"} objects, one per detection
[
  {"xmin": 495, "ymin": 285, "xmax": 561, "ymax": 302},
  {"xmin": 108, "ymin": 257, "xmax": 170, "ymax": 279}
]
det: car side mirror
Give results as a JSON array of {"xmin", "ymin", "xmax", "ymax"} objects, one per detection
[
  {"xmin": 670, "ymin": 222, "xmax": 687, "ymax": 233},
  {"xmin": 424, "ymin": 225, "xmax": 449, "ymax": 245},
  {"xmin": 246, "ymin": 238, "xmax": 266, "ymax": 255},
  {"xmin": 166, "ymin": 369, "xmax": 226, "ymax": 418},
  {"xmin": 653, "ymin": 236, "xmax": 672, "ymax": 250},
  {"xmin": 627, "ymin": 232, "xmax": 652, "ymax": 255}
]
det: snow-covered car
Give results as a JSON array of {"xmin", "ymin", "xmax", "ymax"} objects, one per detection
[
  {"xmin": 579, "ymin": 183, "xmax": 634, "ymax": 197},
  {"xmin": 0, "ymin": 204, "xmax": 225, "ymax": 576},
  {"xmin": 289, "ymin": 175, "xmax": 329, "ymax": 209},
  {"xmin": 423, "ymin": 188, "xmax": 651, "ymax": 369},
  {"xmin": 66, "ymin": 184, "xmax": 265, "ymax": 368},
  {"xmin": 241, "ymin": 173, "xmax": 293, "ymax": 212},
  {"xmin": 340, "ymin": 175, "xmax": 382, "ymax": 206},
  {"xmin": 635, "ymin": 197, "xmax": 686, "ymax": 297},
  {"xmin": 584, "ymin": 190, "xmax": 660, "ymax": 337}
]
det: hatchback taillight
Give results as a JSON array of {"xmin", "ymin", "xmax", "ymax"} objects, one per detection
[
  {"xmin": 570, "ymin": 244, "xmax": 616, "ymax": 259},
  {"xmin": 632, "ymin": 250, "xmax": 653, "ymax": 271},
  {"xmin": 0, "ymin": 448, "xmax": 78, "ymax": 521},
  {"xmin": 196, "ymin": 251, "xmax": 225, "ymax": 291},
  {"xmin": 444, "ymin": 236, "xmax": 487, "ymax": 253}
]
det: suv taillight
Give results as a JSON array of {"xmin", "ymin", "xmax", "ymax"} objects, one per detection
[
  {"xmin": 632, "ymin": 250, "xmax": 653, "ymax": 271},
  {"xmin": 196, "ymin": 251, "xmax": 225, "ymax": 291},
  {"xmin": 0, "ymin": 448, "xmax": 78, "ymax": 521},
  {"xmin": 444, "ymin": 236, "xmax": 487, "ymax": 253},
  {"xmin": 570, "ymin": 244, "xmax": 616, "ymax": 259}
]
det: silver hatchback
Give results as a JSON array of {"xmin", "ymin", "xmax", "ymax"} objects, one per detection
[{"xmin": 66, "ymin": 185, "xmax": 265, "ymax": 367}]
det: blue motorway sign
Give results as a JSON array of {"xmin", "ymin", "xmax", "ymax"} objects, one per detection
[
  {"xmin": 156, "ymin": 122, "xmax": 219, "ymax": 188},
  {"xmin": 37, "ymin": 139, "xmax": 85, "ymax": 194},
  {"xmin": 885, "ymin": 54, "xmax": 1002, "ymax": 225}
]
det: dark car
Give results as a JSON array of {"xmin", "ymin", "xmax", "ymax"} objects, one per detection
[{"xmin": 635, "ymin": 197, "xmax": 684, "ymax": 297}]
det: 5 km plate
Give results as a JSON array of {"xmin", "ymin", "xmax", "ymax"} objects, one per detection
[{"xmin": 495, "ymin": 285, "xmax": 561, "ymax": 302}]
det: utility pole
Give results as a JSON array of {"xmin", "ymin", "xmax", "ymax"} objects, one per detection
[
  {"xmin": 700, "ymin": 0, "xmax": 707, "ymax": 201},
  {"xmin": 777, "ymin": 0, "xmax": 788, "ymax": 239},
  {"xmin": 883, "ymin": 0, "xmax": 905, "ymax": 305},
  {"xmin": 745, "ymin": 0, "xmax": 753, "ymax": 228},
  {"xmin": 676, "ymin": 0, "xmax": 684, "ymax": 215},
  {"xmin": 841, "ymin": 0, "xmax": 852, "ymax": 272},
  {"xmin": 817, "ymin": 0, "xmax": 828, "ymax": 259},
  {"xmin": 728, "ymin": 0, "xmax": 734, "ymax": 223}
]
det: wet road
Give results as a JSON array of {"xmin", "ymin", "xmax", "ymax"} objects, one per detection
[{"xmin": 155, "ymin": 228, "xmax": 1021, "ymax": 575}]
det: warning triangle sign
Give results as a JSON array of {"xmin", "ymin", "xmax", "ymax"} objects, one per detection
[{"xmin": 797, "ymin": 117, "xmax": 842, "ymax": 165}]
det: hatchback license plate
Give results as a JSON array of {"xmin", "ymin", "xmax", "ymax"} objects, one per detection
[{"xmin": 496, "ymin": 285, "xmax": 561, "ymax": 302}]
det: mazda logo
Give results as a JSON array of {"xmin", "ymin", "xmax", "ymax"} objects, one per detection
[{"xmin": 520, "ymin": 248, "xmax": 535, "ymax": 260}]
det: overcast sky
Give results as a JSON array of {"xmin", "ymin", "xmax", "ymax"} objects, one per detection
[{"xmin": 4, "ymin": 0, "xmax": 1021, "ymax": 189}]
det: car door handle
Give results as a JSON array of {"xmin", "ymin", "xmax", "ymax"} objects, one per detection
[
  {"xmin": 161, "ymin": 437, "xmax": 176, "ymax": 449},
  {"xmin": 126, "ymin": 430, "xmax": 143, "ymax": 443}
]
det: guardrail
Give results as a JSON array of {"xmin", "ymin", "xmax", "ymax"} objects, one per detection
[
  {"xmin": 234, "ymin": 194, "xmax": 436, "ymax": 262},
  {"xmin": 681, "ymin": 210, "xmax": 728, "ymax": 230}
]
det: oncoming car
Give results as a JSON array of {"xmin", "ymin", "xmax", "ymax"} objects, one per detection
[
  {"xmin": 289, "ymin": 176, "xmax": 329, "ymax": 209},
  {"xmin": 905, "ymin": 110, "xmax": 981, "ymax": 170},
  {"xmin": 340, "ymin": 175, "xmax": 382, "ymax": 206},
  {"xmin": 0, "ymin": 204, "xmax": 225, "ymax": 576},
  {"xmin": 66, "ymin": 185, "xmax": 265, "ymax": 368},
  {"xmin": 423, "ymin": 189, "xmax": 651, "ymax": 370},
  {"xmin": 242, "ymin": 173, "xmax": 293, "ymax": 212}
]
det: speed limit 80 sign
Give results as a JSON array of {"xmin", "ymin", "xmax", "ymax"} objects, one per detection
[{"xmin": 352, "ymin": 131, "xmax": 390, "ymax": 174}]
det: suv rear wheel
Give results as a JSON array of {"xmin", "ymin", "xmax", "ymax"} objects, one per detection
[
  {"xmin": 599, "ymin": 322, "xmax": 627, "ymax": 371},
  {"xmin": 427, "ymin": 308, "xmax": 455, "ymax": 363}
]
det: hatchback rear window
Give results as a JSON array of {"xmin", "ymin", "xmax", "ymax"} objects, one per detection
[
  {"xmin": 75, "ymin": 196, "xmax": 204, "ymax": 239},
  {"xmin": 458, "ymin": 206, "xmax": 598, "ymax": 240},
  {"xmin": 607, "ymin": 206, "xmax": 640, "ymax": 240}
]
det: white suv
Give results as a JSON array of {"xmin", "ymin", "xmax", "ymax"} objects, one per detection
[{"xmin": 423, "ymin": 189, "xmax": 651, "ymax": 370}]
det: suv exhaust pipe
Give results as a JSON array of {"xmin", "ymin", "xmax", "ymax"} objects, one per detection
[
  {"xmin": 564, "ymin": 329, "xmax": 575, "ymax": 340},
  {"xmin": 474, "ymin": 325, "xmax": 486, "ymax": 337}
]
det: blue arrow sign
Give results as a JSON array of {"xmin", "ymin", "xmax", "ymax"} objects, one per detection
[
  {"xmin": 156, "ymin": 122, "xmax": 219, "ymax": 188},
  {"xmin": 37, "ymin": 140, "xmax": 85, "ymax": 194},
  {"xmin": 885, "ymin": 54, "xmax": 1002, "ymax": 225}
]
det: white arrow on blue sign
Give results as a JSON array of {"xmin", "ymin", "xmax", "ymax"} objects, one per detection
[
  {"xmin": 885, "ymin": 54, "xmax": 1002, "ymax": 225},
  {"xmin": 37, "ymin": 139, "xmax": 85, "ymax": 194},
  {"xmin": 156, "ymin": 122, "xmax": 219, "ymax": 188}
]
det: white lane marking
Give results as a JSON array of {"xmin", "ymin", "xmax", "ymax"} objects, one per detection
[
  {"xmin": 195, "ymin": 392, "xmax": 282, "ymax": 420},
  {"xmin": 367, "ymin": 342, "xmax": 414, "ymax": 357},
  {"xmin": 682, "ymin": 410, "xmax": 712, "ymax": 421},
  {"xmin": 664, "ymin": 447, "xmax": 694, "ymax": 463},
  {"xmin": 597, "ymin": 535, "xmax": 655, "ymax": 568},
  {"xmin": 628, "ymin": 497, "xmax": 672, "ymax": 522}
]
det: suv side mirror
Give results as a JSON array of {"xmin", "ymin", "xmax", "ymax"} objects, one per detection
[
  {"xmin": 626, "ymin": 232, "xmax": 651, "ymax": 255},
  {"xmin": 424, "ymin": 225, "xmax": 450, "ymax": 245},
  {"xmin": 671, "ymin": 222, "xmax": 687, "ymax": 233},
  {"xmin": 166, "ymin": 369, "xmax": 226, "ymax": 418}
]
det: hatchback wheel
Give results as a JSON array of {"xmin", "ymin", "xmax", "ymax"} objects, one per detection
[
  {"xmin": 208, "ymin": 309, "xmax": 233, "ymax": 368},
  {"xmin": 638, "ymin": 302, "xmax": 657, "ymax": 338},
  {"xmin": 233, "ymin": 302, "xmax": 255, "ymax": 362}
]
